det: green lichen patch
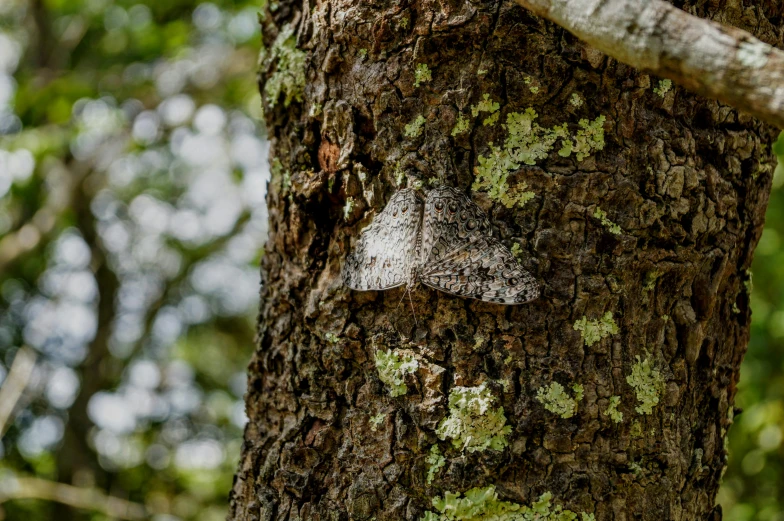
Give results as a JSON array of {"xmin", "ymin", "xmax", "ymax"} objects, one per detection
[
  {"xmin": 415, "ymin": 63, "xmax": 432, "ymax": 88},
  {"xmin": 263, "ymin": 24, "xmax": 306, "ymax": 108},
  {"xmin": 421, "ymin": 487, "xmax": 595, "ymax": 521},
  {"xmin": 358, "ymin": 48, "xmax": 368, "ymax": 60},
  {"xmin": 642, "ymin": 270, "xmax": 660, "ymax": 292},
  {"xmin": 605, "ymin": 396, "xmax": 623, "ymax": 423},
  {"xmin": 405, "ymin": 115, "xmax": 426, "ymax": 138},
  {"xmin": 572, "ymin": 383, "xmax": 584, "ymax": 402},
  {"xmin": 325, "ymin": 332, "xmax": 339, "ymax": 343},
  {"xmin": 375, "ymin": 349, "xmax": 419, "ymax": 397},
  {"xmin": 593, "ymin": 207, "xmax": 621, "ymax": 235},
  {"xmin": 570, "ymin": 93, "xmax": 583, "ymax": 107},
  {"xmin": 471, "ymin": 109, "xmax": 605, "ymax": 209},
  {"xmin": 653, "ymin": 79, "xmax": 672, "ymax": 97},
  {"xmin": 452, "ymin": 114, "xmax": 470, "ymax": 137},
  {"xmin": 510, "ymin": 243, "xmax": 523, "ymax": 261},
  {"xmin": 483, "ymin": 111, "xmax": 500, "ymax": 127},
  {"xmin": 369, "ymin": 413, "xmax": 386, "ymax": 431},
  {"xmin": 471, "ymin": 94, "xmax": 500, "ymax": 119},
  {"xmin": 425, "ymin": 445, "xmax": 446, "ymax": 485},
  {"xmin": 436, "ymin": 383, "xmax": 511, "ymax": 453},
  {"xmin": 524, "ymin": 76, "xmax": 540, "ymax": 94},
  {"xmin": 626, "ymin": 356, "xmax": 666, "ymax": 415},
  {"xmin": 630, "ymin": 420, "xmax": 643, "ymax": 438},
  {"xmin": 573, "ymin": 311, "xmax": 619, "ymax": 347},
  {"xmin": 536, "ymin": 382, "xmax": 581, "ymax": 419}
]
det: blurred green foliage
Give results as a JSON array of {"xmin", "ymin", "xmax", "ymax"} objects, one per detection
[
  {"xmin": 718, "ymin": 133, "xmax": 784, "ymax": 521},
  {"xmin": 0, "ymin": 0, "xmax": 265, "ymax": 520}
]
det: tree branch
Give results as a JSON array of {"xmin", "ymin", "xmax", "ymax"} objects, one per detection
[
  {"xmin": 0, "ymin": 347, "xmax": 37, "ymax": 438},
  {"xmin": 0, "ymin": 476, "xmax": 151, "ymax": 520},
  {"xmin": 514, "ymin": 0, "xmax": 784, "ymax": 128}
]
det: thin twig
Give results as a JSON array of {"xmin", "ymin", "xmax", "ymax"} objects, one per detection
[
  {"xmin": 0, "ymin": 347, "xmax": 37, "ymax": 438},
  {"xmin": 514, "ymin": 0, "xmax": 784, "ymax": 128},
  {"xmin": 0, "ymin": 476, "xmax": 151, "ymax": 520}
]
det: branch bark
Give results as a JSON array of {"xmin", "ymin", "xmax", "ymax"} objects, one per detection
[{"xmin": 514, "ymin": 0, "xmax": 784, "ymax": 128}]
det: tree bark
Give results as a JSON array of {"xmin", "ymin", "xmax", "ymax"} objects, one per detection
[{"xmin": 230, "ymin": 1, "xmax": 780, "ymax": 519}]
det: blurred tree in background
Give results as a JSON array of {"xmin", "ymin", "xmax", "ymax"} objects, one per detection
[
  {"xmin": 0, "ymin": 0, "xmax": 266, "ymax": 519},
  {"xmin": 0, "ymin": 0, "xmax": 782, "ymax": 520}
]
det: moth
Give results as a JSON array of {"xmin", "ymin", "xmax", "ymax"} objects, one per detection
[{"xmin": 342, "ymin": 186, "xmax": 539, "ymax": 304}]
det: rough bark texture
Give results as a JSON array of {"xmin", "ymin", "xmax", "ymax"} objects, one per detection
[{"xmin": 230, "ymin": 1, "xmax": 781, "ymax": 519}]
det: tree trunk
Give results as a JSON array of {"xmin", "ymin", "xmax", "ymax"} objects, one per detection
[{"xmin": 230, "ymin": 1, "xmax": 780, "ymax": 519}]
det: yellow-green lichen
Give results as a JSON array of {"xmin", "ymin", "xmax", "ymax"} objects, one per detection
[
  {"xmin": 358, "ymin": 48, "xmax": 367, "ymax": 60},
  {"xmin": 436, "ymin": 383, "xmax": 511, "ymax": 453},
  {"xmin": 524, "ymin": 76, "xmax": 540, "ymax": 94},
  {"xmin": 415, "ymin": 63, "xmax": 432, "ymax": 88},
  {"xmin": 472, "ymin": 144, "xmax": 536, "ymax": 209},
  {"xmin": 558, "ymin": 116, "xmax": 606, "ymax": 161},
  {"xmin": 375, "ymin": 349, "xmax": 418, "ymax": 397},
  {"xmin": 510, "ymin": 243, "xmax": 523, "ymax": 260},
  {"xmin": 570, "ymin": 93, "xmax": 583, "ymax": 107},
  {"xmin": 421, "ymin": 487, "xmax": 595, "ymax": 521},
  {"xmin": 471, "ymin": 94, "xmax": 500, "ymax": 119},
  {"xmin": 343, "ymin": 197, "xmax": 355, "ymax": 220},
  {"xmin": 536, "ymin": 382, "xmax": 581, "ymax": 419},
  {"xmin": 263, "ymin": 24, "xmax": 306, "ymax": 108},
  {"xmin": 369, "ymin": 413, "xmax": 386, "ymax": 431},
  {"xmin": 405, "ymin": 115, "xmax": 426, "ymax": 138},
  {"xmin": 483, "ymin": 111, "xmax": 500, "ymax": 127},
  {"xmin": 425, "ymin": 445, "xmax": 446, "ymax": 485},
  {"xmin": 477, "ymin": 69, "xmax": 488, "ymax": 76},
  {"xmin": 605, "ymin": 395, "xmax": 623, "ymax": 423},
  {"xmin": 653, "ymin": 79, "xmax": 672, "ymax": 97},
  {"xmin": 573, "ymin": 311, "xmax": 619, "ymax": 347},
  {"xmin": 325, "ymin": 332, "xmax": 339, "ymax": 343},
  {"xmin": 626, "ymin": 356, "xmax": 666, "ymax": 415},
  {"xmin": 630, "ymin": 420, "xmax": 643, "ymax": 438},
  {"xmin": 452, "ymin": 114, "xmax": 470, "ymax": 137},
  {"xmin": 593, "ymin": 207, "xmax": 621, "ymax": 235}
]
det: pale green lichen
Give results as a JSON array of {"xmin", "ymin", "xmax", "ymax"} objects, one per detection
[
  {"xmin": 375, "ymin": 349, "xmax": 419, "ymax": 397},
  {"xmin": 369, "ymin": 413, "xmax": 386, "ymax": 431},
  {"xmin": 630, "ymin": 420, "xmax": 643, "ymax": 438},
  {"xmin": 471, "ymin": 94, "xmax": 500, "ymax": 118},
  {"xmin": 415, "ymin": 63, "xmax": 432, "ymax": 88},
  {"xmin": 504, "ymin": 355, "xmax": 513, "ymax": 365},
  {"xmin": 536, "ymin": 382, "xmax": 581, "ymax": 419},
  {"xmin": 626, "ymin": 356, "xmax": 666, "ymax": 415},
  {"xmin": 732, "ymin": 301, "xmax": 741, "ymax": 314},
  {"xmin": 436, "ymin": 383, "xmax": 511, "ymax": 453},
  {"xmin": 510, "ymin": 243, "xmax": 523, "ymax": 261},
  {"xmin": 405, "ymin": 115, "xmax": 426, "ymax": 138},
  {"xmin": 324, "ymin": 332, "xmax": 339, "ymax": 343},
  {"xmin": 343, "ymin": 197, "xmax": 355, "ymax": 220},
  {"xmin": 593, "ymin": 207, "xmax": 621, "ymax": 235},
  {"xmin": 425, "ymin": 445, "xmax": 446, "ymax": 485},
  {"xmin": 573, "ymin": 311, "xmax": 619, "ymax": 347},
  {"xmin": 399, "ymin": 16, "xmax": 409, "ymax": 29},
  {"xmin": 570, "ymin": 93, "xmax": 583, "ymax": 107},
  {"xmin": 271, "ymin": 157, "xmax": 291, "ymax": 192},
  {"xmin": 605, "ymin": 396, "xmax": 623, "ymax": 423},
  {"xmin": 662, "ymin": 314, "xmax": 669, "ymax": 322},
  {"xmin": 653, "ymin": 79, "xmax": 672, "ymax": 97},
  {"xmin": 309, "ymin": 102, "xmax": 322, "ymax": 117},
  {"xmin": 477, "ymin": 69, "xmax": 488, "ymax": 76},
  {"xmin": 358, "ymin": 48, "xmax": 368, "ymax": 60},
  {"xmin": 524, "ymin": 76, "xmax": 540, "ymax": 94},
  {"xmin": 452, "ymin": 114, "xmax": 470, "ymax": 137},
  {"xmin": 421, "ymin": 487, "xmax": 595, "ymax": 521},
  {"xmin": 471, "ymin": 109, "xmax": 605, "ymax": 208},
  {"xmin": 264, "ymin": 24, "xmax": 306, "ymax": 108},
  {"xmin": 483, "ymin": 111, "xmax": 500, "ymax": 127}
]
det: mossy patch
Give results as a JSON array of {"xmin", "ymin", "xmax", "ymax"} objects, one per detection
[
  {"xmin": 375, "ymin": 349, "xmax": 418, "ymax": 397},
  {"xmin": 436, "ymin": 383, "xmax": 511, "ymax": 453},
  {"xmin": 626, "ymin": 356, "xmax": 666, "ymax": 415},
  {"xmin": 573, "ymin": 311, "xmax": 619, "ymax": 347},
  {"xmin": 421, "ymin": 486, "xmax": 595, "ymax": 521}
]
